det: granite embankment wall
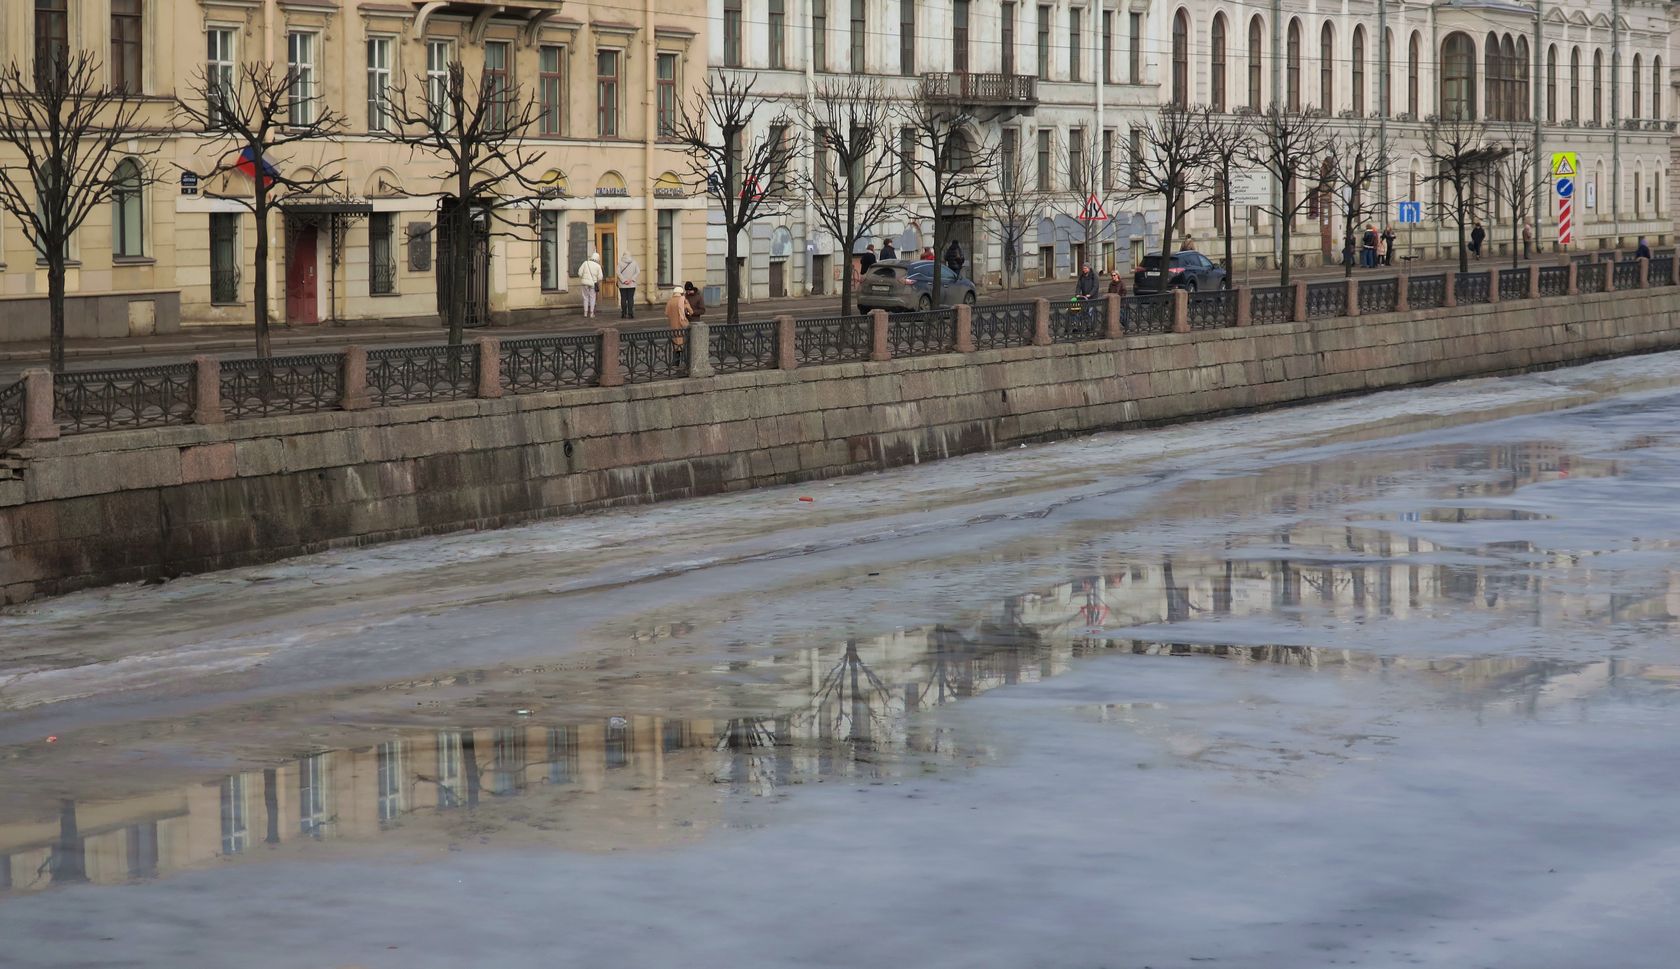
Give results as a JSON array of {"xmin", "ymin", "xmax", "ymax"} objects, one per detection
[{"xmin": 2, "ymin": 285, "xmax": 1677, "ymax": 603}]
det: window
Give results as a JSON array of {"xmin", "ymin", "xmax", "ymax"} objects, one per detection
[
  {"xmin": 767, "ymin": 123, "xmax": 790, "ymax": 194},
  {"xmin": 1037, "ymin": 5, "xmax": 1050, "ymax": 80},
  {"xmin": 1128, "ymin": 128, "xmax": 1143, "ymax": 187},
  {"xmin": 1484, "ymin": 34, "xmax": 1501, "ymax": 120},
  {"xmin": 1067, "ymin": 7, "xmax": 1081, "ymax": 83},
  {"xmin": 34, "ymin": 0, "xmax": 67, "ymax": 87},
  {"xmin": 1102, "ymin": 11, "xmax": 1113, "ymax": 83},
  {"xmin": 1170, "ymin": 10, "xmax": 1188, "ymax": 105},
  {"xmin": 111, "ymin": 0, "xmax": 143, "ymax": 93},
  {"xmin": 596, "ymin": 50, "xmax": 620, "ymax": 136},
  {"xmin": 812, "ymin": 1, "xmax": 827, "ymax": 73},
  {"xmin": 851, "ymin": 0, "xmax": 866, "ymax": 72},
  {"xmin": 1351, "ymin": 27, "xmax": 1365, "ymax": 115},
  {"xmin": 1515, "ymin": 37, "xmax": 1529, "ymax": 121},
  {"xmin": 954, "ymin": 1, "xmax": 970, "ymax": 73},
  {"xmin": 540, "ymin": 211, "xmax": 559, "ymax": 291},
  {"xmin": 287, "ymin": 32, "xmax": 317, "ymax": 126},
  {"xmin": 1382, "ymin": 29, "xmax": 1392, "ymax": 116},
  {"xmin": 899, "ymin": 126, "xmax": 915, "ymax": 194},
  {"xmin": 769, "ymin": 0, "xmax": 786, "ymax": 68},
  {"xmin": 1633, "ymin": 54, "xmax": 1643, "ymax": 119},
  {"xmin": 900, "ymin": 0, "xmax": 915, "ymax": 74},
  {"xmin": 1069, "ymin": 128, "xmax": 1085, "ymax": 191},
  {"xmin": 210, "ymin": 213, "xmax": 239, "ymax": 303},
  {"xmin": 1128, "ymin": 12, "xmax": 1141, "ymax": 84},
  {"xmin": 1592, "ymin": 49, "xmax": 1602, "ymax": 124},
  {"xmin": 1001, "ymin": 4, "xmax": 1016, "ymax": 75},
  {"xmin": 1001, "ymin": 127, "xmax": 1018, "ymax": 192},
  {"xmin": 207, "ymin": 28, "xmax": 236, "ymax": 128},
  {"xmin": 656, "ymin": 53, "xmax": 678, "ymax": 137},
  {"xmin": 377, "ymin": 743, "xmax": 406, "ymax": 823},
  {"xmin": 1441, "ymin": 33, "xmax": 1475, "ymax": 120},
  {"xmin": 367, "ymin": 37, "xmax": 392, "ymax": 132},
  {"xmin": 1319, "ymin": 23, "xmax": 1333, "ymax": 111},
  {"xmin": 813, "ymin": 126, "xmax": 831, "ymax": 186},
  {"xmin": 484, "ymin": 41, "xmax": 510, "ymax": 130},
  {"xmin": 426, "ymin": 40, "xmax": 452, "ymax": 128},
  {"xmin": 1570, "ymin": 47, "xmax": 1581, "ymax": 122},
  {"xmin": 1546, "ymin": 45, "xmax": 1557, "ymax": 122},
  {"xmin": 1655, "ymin": 58, "xmax": 1664, "ymax": 120},
  {"xmin": 657, "ymin": 210, "xmax": 675, "ymax": 287},
  {"xmin": 1408, "ymin": 33, "xmax": 1420, "ymax": 116},
  {"xmin": 1247, "ymin": 16, "xmax": 1262, "ymax": 110},
  {"xmin": 1286, "ymin": 19, "xmax": 1301, "ymax": 112},
  {"xmin": 112, "ymin": 159, "xmax": 144, "ymax": 258},
  {"xmin": 1210, "ymin": 14, "xmax": 1226, "ymax": 112},
  {"xmin": 540, "ymin": 46, "xmax": 565, "ymax": 135},
  {"xmin": 1102, "ymin": 127, "xmax": 1115, "ymax": 190},
  {"xmin": 220, "ymin": 775, "xmax": 249, "ymax": 856},
  {"xmin": 723, "ymin": 0, "xmax": 743, "ymax": 68},
  {"xmin": 370, "ymin": 212, "xmax": 395, "ymax": 294},
  {"xmin": 1037, "ymin": 129, "xmax": 1051, "ymax": 191}
]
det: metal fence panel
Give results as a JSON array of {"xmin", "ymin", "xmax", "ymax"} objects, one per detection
[
  {"xmin": 1048, "ymin": 300, "xmax": 1106, "ymax": 342},
  {"xmin": 1651, "ymin": 256, "xmax": 1675, "ymax": 287},
  {"xmin": 1357, "ymin": 277, "xmax": 1399, "ymax": 315},
  {"xmin": 220, "ymin": 354, "xmax": 344, "ymax": 419},
  {"xmin": 1305, "ymin": 281, "xmax": 1347, "ymax": 318},
  {"xmin": 1250, "ymin": 286, "xmax": 1293, "ymax": 324},
  {"xmin": 1186, "ymin": 290, "xmax": 1236, "ymax": 329},
  {"xmin": 1537, "ymin": 266, "xmax": 1570, "ymax": 297},
  {"xmin": 0, "ymin": 379, "xmax": 24, "ymax": 451},
  {"xmin": 971, "ymin": 301, "xmax": 1037, "ymax": 349},
  {"xmin": 793, "ymin": 316, "xmax": 873, "ymax": 365},
  {"xmin": 1613, "ymin": 260, "xmax": 1640, "ymax": 290},
  {"xmin": 1408, "ymin": 274, "xmax": 1446, "ymax": 309},
  {"xmin": 1122, "ymin": 294, "xmax": 1175, "ymax": 334},
  {"xmin": 887, "ymin": 310, "xmax": 958, "ymax": 357},
  {"xmin": 366, "ymin": 344, "xmax": 479, "ymax": 405},
  {"xmin": 1498, "ymin": 267, "xmax": 1531, "ymax": 301},
  {"xmin": 500, "ymin": 333, "xmax": 601, "ymax": 394},
  {"xmin": 1455, "ymin": 271, "xmax": 1491, "ymax": 305},
  {"xmin": 1576, "ymin": 262, "xmax": 1606, "ymax": 292},
  {"xmin": 618, "ymin": 329, "xmax": 687, "ymax": 383},
  {"xmin": 55, "ymin": 363, "xmax": 197, "ymax": 433},
  {"xmin": 708, "ymin": 321, "xmax": 780, "ymax": 374}
]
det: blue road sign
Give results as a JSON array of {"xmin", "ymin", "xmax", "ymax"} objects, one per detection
[
  {"xmin": 1556, "ymin": 176, "xmax": 1575, "ymax": 198},
  {"xmin": 1397, "ymin": 201, "xmax": 1422, "ymax": 224}
]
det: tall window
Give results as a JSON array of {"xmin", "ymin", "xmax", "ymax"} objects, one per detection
[
  {"xmin": 1381, "ymin": 29, "xmax": 1392, "ymax": 116},
  {"xmin": 1001, "ymin": 3, "xmax": 1016, "ymax": 75},
  {"xmin": 812, "ymin": 126, "xmax": 831, "ymax": 186},
  {"xmin": 1515, "ymin": 37, "xmax": 1529, "ymax": 121},
  {"xmin": 112, "ymin": 159, "xmax": 144, "ymax": 258},
  {"xmin": 1128, "ymin": 12, "xmax": 1141, "ymax": 84},
  {"xmin": 1408, "ymin": 32, "xmax": 1420, "ymax": 116},
  {"xmin": 954, "ymin": 0, "xmax": 970, "ymax": 73},
  {"xmin": 207, "ymin": 28, "xmax": 236, "ymax": 128},
  {"xmin": 1546, "ymin": 45, "xmax": 1557, "ymax": 122},
  {"xmin": 287, "ymin": 32, "xmax": 317, "ymax": 126},
  {"xmin": 1067, "ymin": 6, "xmax": 1081, "ymax": 82},
  {"xmin": 899, "ymin": 127, "xmax": 915, "ymax": 194},
  {"xmin": 1170, "ymin": 10, "xmax": 1188, "ymax": 105},
  {"xmin": 1319, "ymin": 23, "xmax": 1333, "ymax": 111},
  {"xmin": 812, "ymin": 1, "xmax": 827, "ymax": 72},
  {"xmin": 723, "ymin": 0, "xmax": 742, "ymax": 68},
  {"xmin": 1655, "ymin": 58, "xmax": 1664, "ymax": 120},
  {"xmin": 850, "ymin": 0, "xmax": 866, "ymax": 72},
  {"xmin": 1128, "ymin": 128, "xmax": 1143, "ymax": 187},
  {"xmin": 1037, "ymin": 5, "xmax": 1051, "ymax": 80},
  {"xmin": 1485, "ymin": 34, "xmax": 1502, "ymax": 120},
  {"xmin": 540, "ymin": 211, "xmax": 560, "ymax": 290},
  {"xmin": 1247, "ymin": 17, "xmax": 1263, "ymax": 110},
  {"xmin": 1633, "ymin": 54, "xmax": 1643, "ymax": 119},
  {"xmin": 210, "ymin": 213, "xmax": 239, "ymax": 303},
  {"xmin": 1001, "ymin": 127, "xmax": 1018, "ymax": 192},
  {"xmin": 768, "ymin": 0, "xmax": 786, "ymax": 68},
  {"xmin": 1209, "ymin": 14, "xmax": 1226, "ymax": 112},
  {"xmin": 426, "ymin": 41, "xmax": 452, "ymax": 128},
  {"xmin": 900, "ymin": 0, "xmax": 916, "ymax": 74},
  {"xmin": 1570, "ymin": 47, "xmax": 1581, "ymax": 122},
  {"xmin": 1351, "ymin": 27, "xmax": 1365, "ymax": 115},
  {"xmin": 1102, "ymin": 128, "xmax": 1115, "ymax": 190},
  {"xmin": 366, "ymin": 37, "xmax": 392, "ymax": 132},
  {"xmin": 1286, "ymin": 19, "xmax": 1301, "ymax": 112},
  {"xmin": 656, "ymin": 53, "xmax": 678, "ymax": 138},
  {"xmin": 1037, "ymin": 129, "xmax": 1051, "ymax": 191},
  {"xmin": 1069, "ymin": 127, "xmax": 1085, "ymax": 191},
  {"xmin": 111, "ymin": 0, "xmax": 143, "ymax": 92},
  {"xmin": 540, "ymin": 46, "xmax": 565, "ymax": 135},
  {"xmin": 1592, "ymin": 49, "xmax": 1602, "ymax": 124},
  {"xmin": 657, "ymin": 210, "xmax": 675, "ymax": 288},
  {"xmin": 34, "ymin": 0, "xmax": 67, "ymax": 87},
  {"xmin": 1102, "ymin": 11, "xmax": 1113, "ymax": 84},
  {"xmin": 596, "ymin": 50, "xmax": 620, "ymax": 136},
  {"xmin": 370, "ymin": 213, "xmax": 396, "ymax": 294},
  {"xmin": 483, "ymin": 41, "xmax": 510, "ymax": 130},
  {"xmin": 1441, "ymin": 33, "xmax": 1475, "ymax": 120}
]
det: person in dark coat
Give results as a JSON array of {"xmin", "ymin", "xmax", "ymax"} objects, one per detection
[
  {"xmin": 944, "ymin": 239, "xmax": 965, "ymax": 277},
  {"xmin": 1361, "ymin": 224, "xmax": 1379, "ymax": 268},
  {"xmin": 1381, "ymin": 226, "xmax": 1397, "ymax": 266},
  {"xmin": 1469, "ymin": 221, "xmax": 1486, "ymax": 258},
  {"xmin": 683, "ymin": 281, "xmax": 704, "ymax": 319},
  {"xmin": 880, "ymin": 239, "xmax": 897, "ymax": 261},
  {"xmin": 1637, "ymin": 237, "xmax": 1653, "ymax": 260},
  {"xmin": 1107, "ymin": 271, "xmax": 1127, "ymax": 295},
  {"xmin": 858, "ymin": 244, "xmax": 878, "ymax": 274},
  {"xmin": 1075, "ymin": 264, "xmax": 1100, "ymax": 300}
]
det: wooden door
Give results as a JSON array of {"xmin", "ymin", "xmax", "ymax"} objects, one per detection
[
  {"xmin": 769, "ymin": 260, "xmax": 787, "ymax": 297},
  {"xmin": 594, "ymin": 225, "xmax": 618, "ymax": 300},
  {"xmin": 286, "ymin": 224, "xmax": 319, "ymax": 325}
]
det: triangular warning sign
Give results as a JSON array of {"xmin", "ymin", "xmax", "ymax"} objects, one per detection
[
  {"xmin": 1554, "ymin": 157, "xmax": 1575, "ymax": 176},
  {"xmin": 1080, "ymin": 192, "xmax": 1109, "ymax": 221}
]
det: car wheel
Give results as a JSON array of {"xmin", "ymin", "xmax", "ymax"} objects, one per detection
[
  {"xmin": 917, "ymin": 295, "xmax": 933, "ymax": 311},
  {"xmin": 1219, "ymin": 277, "xmax": 1231, "ymax": 291},
  {"xmin": 1184, "ymin": 278, "xmax": 1199, "ymax": 293},
  {"xmin": 962, "ymin": 290, "xmax": 977, "ymax": 305}
]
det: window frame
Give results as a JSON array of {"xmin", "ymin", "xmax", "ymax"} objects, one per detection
[
  {"xmin": 370, "ymin": 212, "xmax": 397, "ymax": 295},
  {"xmin": 426, "ymin": 40, "xmax": 454, "ymax": 129},
  {"xmin": 207, "ymin": 27, "xmax": 237, "ymax": 129},
  {"xmin": 723, "ymin": 0, "xmax": 743, "ymax": 68},
  {"xmin": 1210, "ymin": 14, "xmax": 1227, "ymax": 112},
  {"xmin": 483, "ymin": 40, "xmax": 512, "ymax": 132},
  {"xmin": 539, "ymin": 44, "xmax": 566, "ymax": 136},
  {"xmin": 34, "ymin": 0, "xmax": 69, "ymax": 88},
  {"xmin": 539, "ymin": 210, "xmax": 560, "ymax": 291},
  {"xmin": 111, "ymin": 0, "xmax": 144, "ymax": 94},
  {"xmin": 111, "ymin": 159, "xmax": 145, "ymax": 260},
  {"xmin": 656, "ymin": 52, "xmax": 679, "ymax": 139},
  {"xmin": 768, "ymin": 0, "xmax": 786, "ymax": 69},
  {"xmin": 596, "ymin": 48, "xmax": 621, "ymax": 137},
  {"xmin": 366, "ymin": 36, "xmax": 393, "ymax": 133},
  {"xmin": 286, "ymin": 30, "xmax": 318, "ymax": 128}
]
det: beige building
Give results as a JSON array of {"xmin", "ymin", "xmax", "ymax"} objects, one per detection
[{"xmin": 0, "ymin": 0, "xmax": 709, "ymax": 342}]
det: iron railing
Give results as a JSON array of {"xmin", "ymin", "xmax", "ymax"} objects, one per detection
[
  {"xmin": 1455, "ymin": 271, "xmax": 1491, "ymax": 305},
  {"xmin": 55, "ymin": 363, "xmax": 196, "ymax": 434},
  {"xmin": 1305, "ymin": 281, "xmax": 1347, "ymax": 318},
  {"xmin": 0, "ymin": 379, "xmax": 24, "ymax": 452},
  {"xmin": 500, "ymin": 333, "xmax": 601, "ymax": 394},
  {"xmin": 1250, "ymin": 285, "xmax": 1293, "ymax": 324},
  {"xmin": 220, "ymin": 354, "xmax": 343, "ymax": 419},
  {"xmin": 888, "ymin": 310, "xmax": 958, "ymax": 357},
  {"xmin": 1358, "ymin": 277, "xmax": 1399, "ymax": 315},
  {"xmin": 1537, "ymin": 265, "xmax": 1570, "ymax": 297},
  {"xmin": 920, "ymin": 72, "xmax": 1038, "ymax": 105},
  {"xmin": 366, "ymin": 344, "xmax": 479, "ymax": 405},
  {"xmin": 971, "ymin": 301, "xmax": 1037, "ymax": 349},
  {"xmin": 709, "ymin": 320, "xmax": 781, "ymax": 374},
  {"xmin": 1123, "ymin": 294, "xmax": 1175, "ymax": 334},
  {"xmin": 793, "ymin": 316, "xmax": 874, "ymax": 365},
  {"xmin": 210, "ymin": 267, "xmax": 240, "ymax": 304},
  {"xmin": 1577, "ymin": 261, "xmax": 1607, "ymax": 293},
  {"xmin": 1408, "ymin": 273, "xmax": 1446, "ymax": 309},
  {"xmin": 1048, "ymin": 300, "xmax": 1106, "ymax": 342},
  {"xmin": 370, "ymin": 258, "xmax": 398, "ymax": 296},
  {"xmin": 1498, "ymin": 267, "xmax": 1531, "ymax": 301},
  {"xmin": 1651, "ymin": 256, "xmax": 1675, "ymax": 287},
  {"xmin": 1613, "ymin": 260, "xmax": 1640, "ymax": 290},
  {"xmin": 1186, "ymin": 290, "xmax": 1236, "ymax": 330},
  {"xmin": 619, "ymin": 328, "xmax": 687, "ymax": 383}
]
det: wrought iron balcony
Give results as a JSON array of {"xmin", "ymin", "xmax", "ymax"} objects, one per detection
[{"xmin": 921, "ymin": 72, "xmax": 1038, "ymax": 120}]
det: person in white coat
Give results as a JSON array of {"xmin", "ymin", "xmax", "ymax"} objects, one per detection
[{"xmin": 577, "ymin": 251, "xmax": 603, "ymax": 318}]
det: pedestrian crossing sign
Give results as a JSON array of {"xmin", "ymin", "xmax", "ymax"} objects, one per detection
[{"xmin": 1551, "ymin": 152, "xmax": 1578, "ymax": 177}]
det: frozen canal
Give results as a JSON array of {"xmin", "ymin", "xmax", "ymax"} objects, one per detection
[{"xmin": 3, "ymin": 352, "xmax": 1680, "ymax": 968}]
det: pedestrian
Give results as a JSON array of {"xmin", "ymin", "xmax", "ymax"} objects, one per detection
[
  {"xmin": 1469, "ymin": 221, "xmax": 1485, "ymax": 259},
  {"xmin": 577, "ymin": 250, "xmax": 603, "ymax": 318},
  {"xmin": 1107, "ymin": 270, "xmax": 1127, "ymax": 296},
  {"xmin": 859, "ymin": 244, "xmax": 878, "ymax": 274},
  {"xmin": 880, "ymin": 239, "xmax": 897, "ymax": 261},
  {"xmin": 683, "ymin": 281, "xmax": 705, "ymax": 319},
  {"xmin": 1180, "ymin": 236, "xmax": 1197, "ymax": 252},
  {"xmin": 1076, "ymin": 263, "xmax": 1099, "ymax": 301},
  {"xmin": 1637, "ymin": 236, "xmax": 1653, "ymax": 260},
  {"xmin": 944, "ymin": 238, "xmax": 965, "ymax": 278},
  {"xmin": 1381, "ymin": 225, "xmax": 1397, "ymax": 266},
  {"xmin": 617, "ymin": 253, "xmax": 641, "ymax": 319},
  {"xmin": 1521, "ymin": 222, "xmax": 1534, "ymax": 260},
  {"xmin": 921, "ymin": 246, "xmax": 935, "ymax": 260},
  {"xmin": 665, "ymin": 285, "xmax": 692, "ymax": 347},
  {"xmin": 1361, "ymin": 224, "xmax": 1378, "ymax": 268}
]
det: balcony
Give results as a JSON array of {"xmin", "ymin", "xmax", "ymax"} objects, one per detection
[
  {"xmin": 411, "ymin": 1, "xmax": 567, "ymax": 40},
  {"xmin": 921, "ymin": 72, "xmax": 1038, "ymax": 121}
]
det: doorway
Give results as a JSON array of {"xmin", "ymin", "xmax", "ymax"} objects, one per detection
[
  {"xmin": 1039, "ymin": 245, "xmax": 1055, "ymax": 279},
  {"xmin": 286, "ymin": 222, "xmax": 319, "ymax": 325},
  {"xmin": 811, "ymin": 254, "xmax": 828, "ymax": 295},
  {"xmin": 769, "ymin": 259, "xmax": 787, "ymax": 297},
  {"xmin": 594, "ymin": 212, "xmax": 618, "ymax": 302}
]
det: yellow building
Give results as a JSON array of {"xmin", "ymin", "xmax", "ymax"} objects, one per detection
[{"xmin": 0, "ymin": 0, "xmax": 709, "ymax": 341}]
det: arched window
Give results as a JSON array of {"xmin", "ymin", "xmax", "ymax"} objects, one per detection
[
  {"xmin": 1593, "ymin": 49, "xmax": 1603, "ymax": 124},
  {"xmin": 1515, "ymin": 37, "xmax": 1529, "ymax": 120},
  {"xmin": 1382, "ymin": 29, "xmax": 1394, "ymax": 116},
  {"xmin": 1655, "ymin": 58, "xmax": 1664, "ymax": 120},
  {"xmin": 1247, "ymin": 16, "xmax": 1263, "ymax": 110},
  {"xmin": 1612, "ymin": 52, "xmax": 1621, "ymax": 120},
  {"xmin": 1633, "ymin": 54, "xmax": 1643, "ymax": 119},
  {"xmin": 1171, "ymin": 9, "xmax": 1189, "ymax": 106},
  {"xmin": 1546, "ymin": 45, "xmax": 1557, "ymax": 122},
  {"xmin": 1319, "ymin": 22, "xmax": 1333, "ymax": 111},
  {"xmin": 1571, "ymin": 47, "xmax": 1581, "ymax": 121},
  {"xmin": 112, "ymin": 158, "xmax": 144, "ymax": 258},
  {"xmin": 1352, "ymin": 27, "xmax": 1365, "ymax": 115},
  {"xmin": 1407, "ymin": 32, "xmax": 1420, "ymax": 116},
  {"xmin": 1441, "ymin": 33, "xmax": 1476, "ymax": 120},
  {"xmin": 1485, "ymin": 33, "xmax": 1502, "ymax": 120},
  {"xmin": 1634, "ymin": 170, "xmax": 1642, "ymax": 217},
  {"xmin": 1286, "ymin": 19, "xmax": 1301, "ymax": 112},
  {"xmin": 1210, "ymin": 13, "xmax": 1226, "ymax": 112}
]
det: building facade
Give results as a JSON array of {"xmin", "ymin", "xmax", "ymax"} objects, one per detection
[{"xmin": 0, "ymin": 0, "xmax": 709, "ymax": 341}]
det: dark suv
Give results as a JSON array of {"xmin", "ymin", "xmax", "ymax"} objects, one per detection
[{"xmin": 1133, "ymin": 251, "xmax": 1229, "ymax": 293}]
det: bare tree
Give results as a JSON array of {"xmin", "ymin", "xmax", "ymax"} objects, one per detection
[
  {"xmin": 1489, "ymin": 128, "xmax": 1537, "ymax": 268},
  {"xmin": 902, "ymin": 80, "xmax": 999, "ymax": 306},
  {"xmin": 1198, "ymin": 112, "xmax": 1255, "ymax": 274},
  {"xmin": 1053, "ymin": 129, "xmax": 1115, "ymax": 278},
  {"xmin": 381, "ymin": 60, "xmax": 546, "ymax": 345},
  {"xmin": 1422, "ymin": 112, "xmax": 1501, "ymax": 273},
  {"xmin": 1241, "ymin": 105, "xmax": 1333, "ymax": 286},
  {"xmin": 981, "ymin": 143, "xmax": 1043, "ymax": 295},
  {"xmin": 1322, "ymin": 121, "xmax": 1395, "ymax": 276},
  {"xmin": 795, "ymin": 77, "xmax": 901, "ymax": 316},
  {"xmin": 0, "ymin": 52, "xmax": 156, "ymax": 370},
  {"xmin": 176, "ymin": 62, "xmax": 345, "ymax": 358},
  {"xmin": 1119, "ymin": 104, "xmax": 1214, "ymax": 291},
  {"xmin": 673, "ymin": 73, "xmax": 799, "ymax": 324}
]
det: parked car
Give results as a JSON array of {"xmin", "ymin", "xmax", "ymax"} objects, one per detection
[
  {"xmin": 858, "ymin": 260, "xmax": 979, "ymax": 312},
  {"xmin": 1133, "ymin": 251, "xmax": 1230, "ymax": 293}
]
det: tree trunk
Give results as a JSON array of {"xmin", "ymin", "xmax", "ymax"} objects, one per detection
[
  {"xmin": 1157, "ymin": 196, "xmax": 1176, "ymax": 291},
  {"xmin": 1456, "ymin": 186, "xmax": 1470, "ymax": 273},
  {"xmin": 253, "ymin": 201, "xmax": 271, "ymax": 360},
  {"xmin": 725, "ymin": 222, "xmax": 740, "ymax": 324},
  {"xmin": 444, "ymin": 200, "xmax": 471, "ymax": 346},
  {"xmin": 840, "ymin": 197, "xmax": 857, "ymax": 317},
  {"xmin": 1222, "ymin": 193, "xmax": 1234, "ymax": 275},
  {"xmin": 47, "ymin": 248, "xmax": 66, "ymax": 372}
]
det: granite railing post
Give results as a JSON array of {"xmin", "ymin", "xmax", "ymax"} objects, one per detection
[
  {"xmin": 1444, "ymin": 271, "xmax": 1458, "ymax": 307},
  {"xmin": 1104, "ymin": 293, "xmax": 1124, "ymax": 337},
  {"xmin": 340, "ymin": 346, "xmax": 370, "ymax": 410},
  {"xmin": 775, "ymin": 315, "xmax": 797, "ymax": 369},
  {"xmin": 1605, "ymin": 261, "xmax": 1618, "ymax": 292},
  {"xmin": 954, "ymin": 303, "xmax": 975, "ymax": 353},
  {"xmin": 1346, "ymin": 278, "xmax": 1361, "ymax": 318},
  {"xmin": 22, "ymin": 369, "xmax": 58, "ymax": 442},
  {"xmin": 1566, "ymin": 262, "xmax": 1579, "ymax": 296},
  {"xmin": 1638, "ymin": 256, "xmax": 1650, "ymax": 288},
  {"xmin": 1234, "ymin": 287, "xmax": 1252, "ymax": 326},
  {"xmin": 475, "ymin": 337, "xmax": 502, "ymax": 398},
  {"xmin": 597, "ymin": 327, "xmax": 624, "ymax": 387},
  {"xmin": 1527, "ymin": 263, "xmax": 1541, "ymax": 299},
  {"xmin": 1031, "ymin": 299, "xmax": 1051, "ymax": 346},
  {"xmin": 191, "ymin": 355, "xmax": 224, "ymax": 424},
  {"xmin": 869, "ymin": 309, "xmax": 892, "ymax": 361},
  {"xmin": 1488, "ymin": 271, "xmax": 1501, "ymax": 304},
  {"xmin": 1395, "ymin": 273, "xmax": 1410, "ymax": 312},
  {"xmin": 686, "ymin": 322, "xmax": 713, "ymax": 377},
  {"xmin": 1292, "ymin": 280, "xmax": 1308, "ymax": 322},
  {"xmin": 1172, "ymin": 289, "xmax": 1190, "ymax": 333}
]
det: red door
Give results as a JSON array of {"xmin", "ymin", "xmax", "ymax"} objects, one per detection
[{"xmin": 286, "ymin": 224, "xmax": 319, "ymax": 325}]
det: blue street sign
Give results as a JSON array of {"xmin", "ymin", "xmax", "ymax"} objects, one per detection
[
  {"xmin": 1397, "ymin": 201, "xmax": 1422, "ymax": 224},
  {"xmin": 1556, "ymin": 176, "xmax": 1574, "ymax": 198}
]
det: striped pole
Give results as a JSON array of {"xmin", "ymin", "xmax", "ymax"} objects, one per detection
[{"xmin": 1559, "ymin": 196, "xmax": 1574, "ymax": 247}]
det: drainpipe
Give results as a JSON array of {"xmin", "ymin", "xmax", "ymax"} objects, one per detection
[
  {"xmin": 1612, "ymin": 0, "xmax": 1622, "ymax": 245},
  {"xmin": 1378, "ymin": 0, "xmax": 1389, "ymax": 226},
  {"xmin": 644, "ymin": 0, "xmax": 655, "ymax": 306},
  {"xmin": 1534, "ymin": 0, "xmax": 1544, "ymax": 252},
  {"xmin": 1271, "ymin": 0, "xmax": 1282, "ymax": 268},
  {"xmin": 1095, "ymin": 3, "xmax": 1104, "ymax": 270}
]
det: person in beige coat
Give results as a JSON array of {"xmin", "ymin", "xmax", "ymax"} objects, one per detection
[{"xmin": 665, "ymin": 286, "xmax": 692, "ymax": 347}]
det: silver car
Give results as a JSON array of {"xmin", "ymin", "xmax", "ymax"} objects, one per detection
[{"xmin": 858, "ymin": 260, "xmax": 979, "ymax": 312}]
